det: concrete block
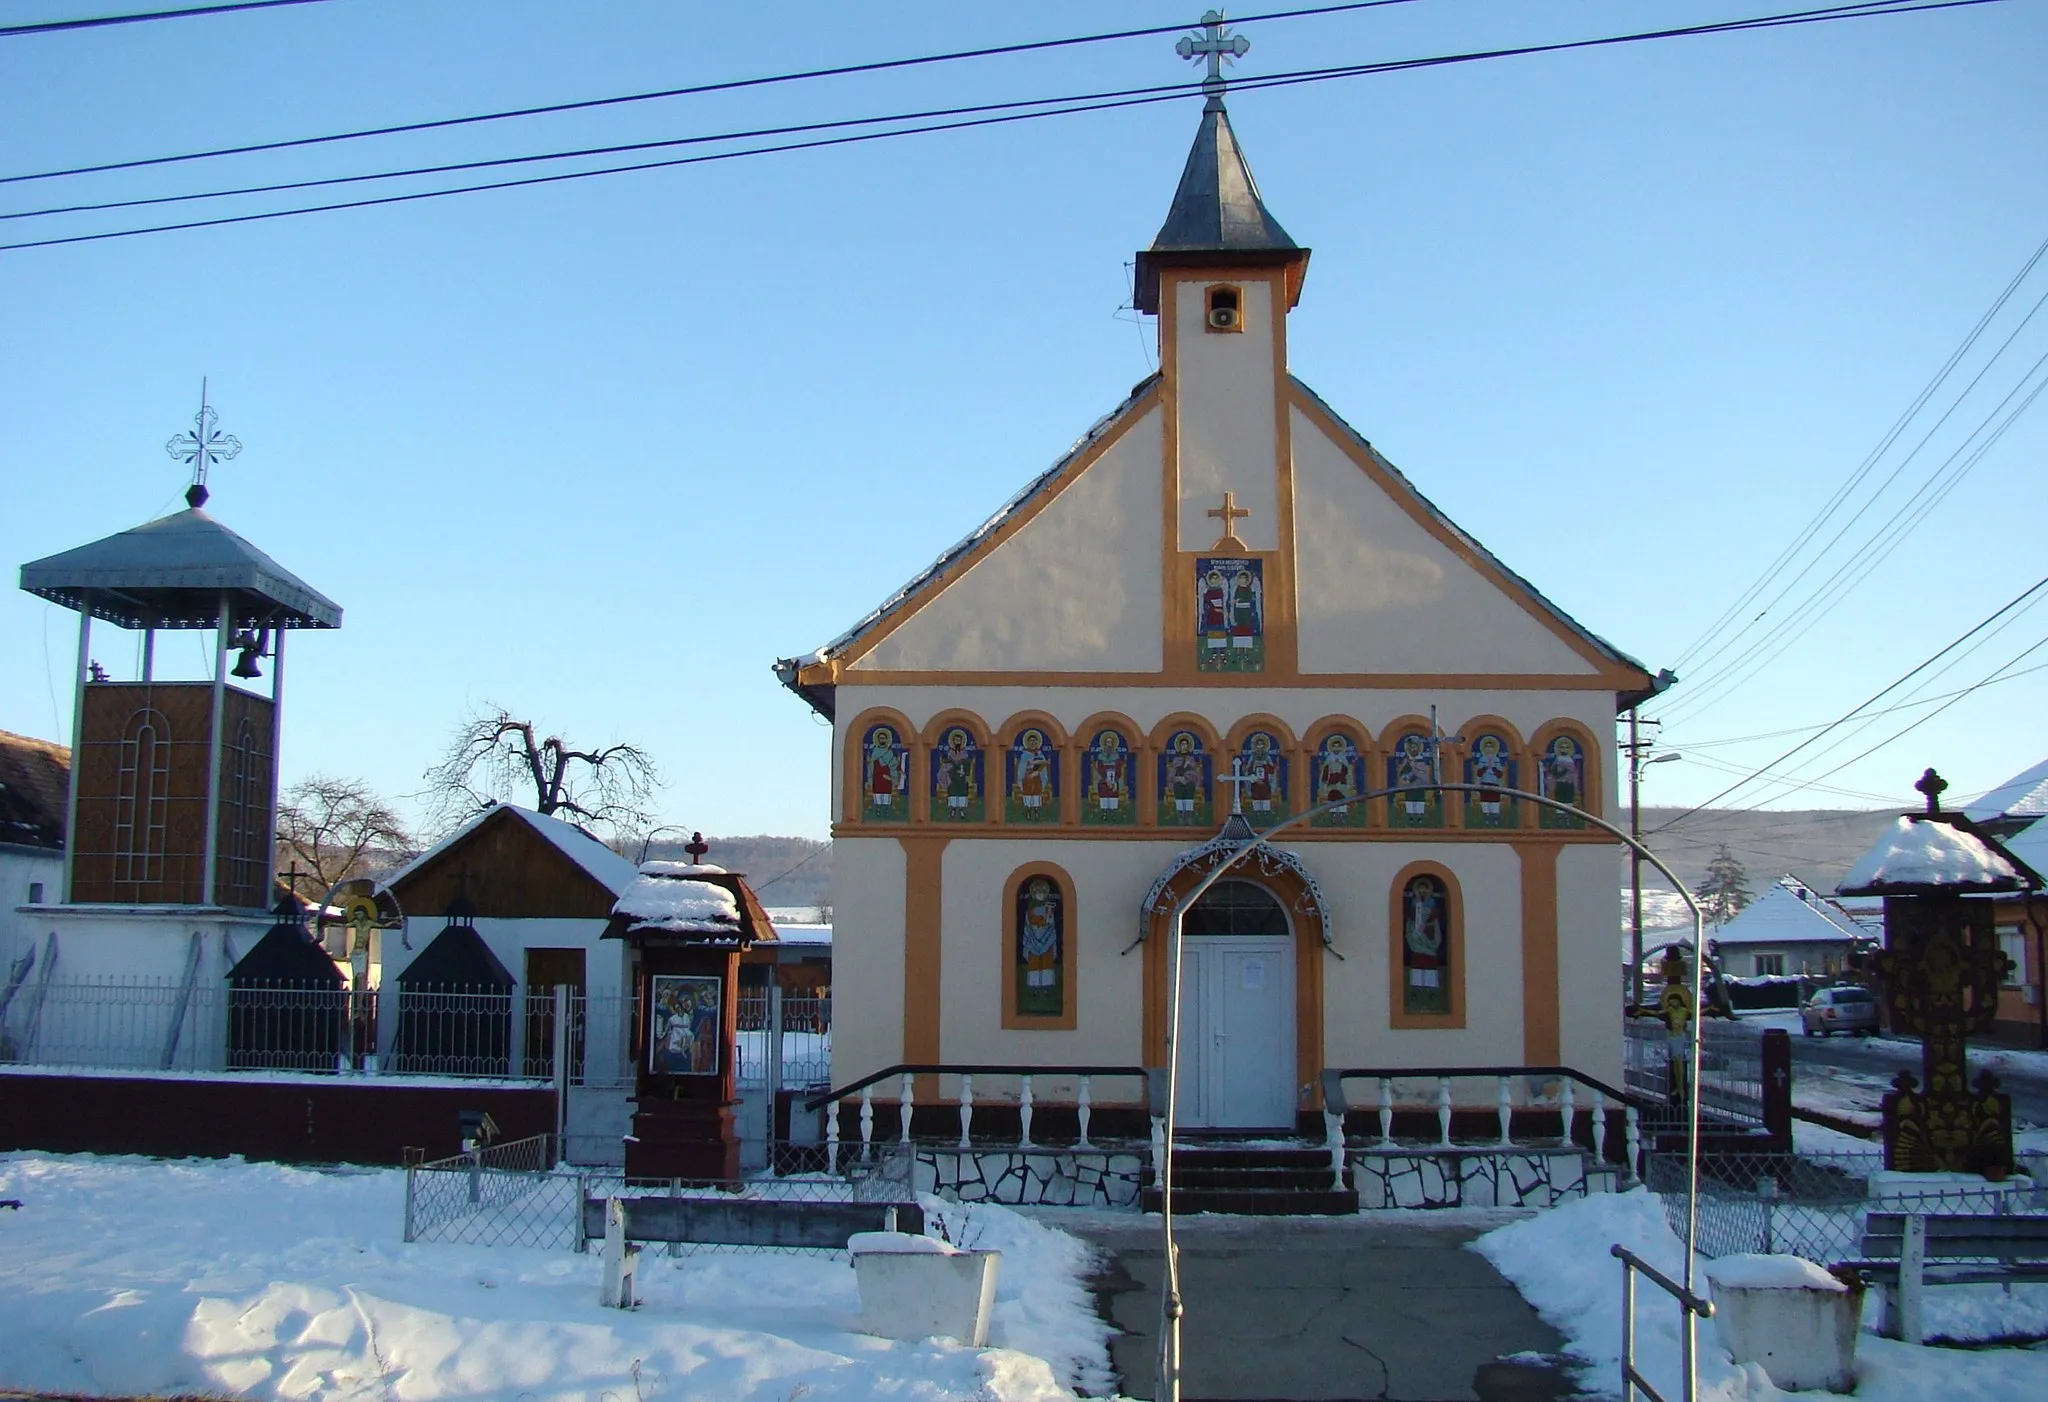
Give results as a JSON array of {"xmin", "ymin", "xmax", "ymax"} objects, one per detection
[{"xmin": 850, "ymin": 1237, "xmax": 1000, "ymax": 1346}]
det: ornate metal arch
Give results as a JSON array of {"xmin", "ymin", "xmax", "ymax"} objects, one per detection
[{"xmin": 1134, "ymin": 813, "xmax": 1333, "ymax": 951}]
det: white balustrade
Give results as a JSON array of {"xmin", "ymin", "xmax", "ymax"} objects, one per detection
[
  {"xmin": 826, "ymin": 1096, "xmax": 840, "ymax": 1171},
  {"xmin": 859, "ymin": 1086, "xmax": 875, "ymax": 1164},
  {"xmin": 958, "ymin": 1073, "xmax": 974, "ymax": 1148},
  {"xmin": 1560, "ymin": 1080, "xmax": 1577, "ymax": 1148},
  {"xmin": 1624, "ymin": 1105, "xmax": 1641, "ymax": 1181},
  {"xmin": 1496, "ymin": 1076, "xmax": 1513, "ymax": 1146},
  {"xmin": 1378, "ymin": 1078, "xmax": 1394, "ymax": 1146},
  {"xmin": 1436, "ymin": 1077, "xmax": 1453, "ymax": 1147},
  {"xmin": 1591, "ymin": 1089, "xmax": 1608, "ymax": 1163},
  {"xmin": 1018, "ymin": 1075, "xmax": 1035, "ymax": 1149},
  {"xmin": 1077, "ymin": 1076, "xmax": 1094, "ymax": 1149},
  {"xmin": 1150, "ymin": 1114, "xmax": 1167, "ymax": 1186},
  {"xmin": 899, "ymin": 1071, "xmax": 915, "ymax": 1145},
  {"xmin": 1324, "ymin": 1106, "xmax": 1345, "ymax": 1189}
]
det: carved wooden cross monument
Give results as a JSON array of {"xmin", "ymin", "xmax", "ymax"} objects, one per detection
[
  {"xmin": 1207, "ymin": 491, "xmax": 1250, "ymax": 551},
  {"xmin": 1842, "ymin": 768, "xmax": 2037, "ymax": 1178}
]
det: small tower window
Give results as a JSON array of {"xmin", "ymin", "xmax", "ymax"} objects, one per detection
[{"xmin": 1205, "ymin": 284, "xmax": 1243, "ymax": 333}]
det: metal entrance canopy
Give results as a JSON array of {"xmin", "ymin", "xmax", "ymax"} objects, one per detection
[{"xmin": 19, "ymin": 506, "xmax": 341, "ymax": 630}]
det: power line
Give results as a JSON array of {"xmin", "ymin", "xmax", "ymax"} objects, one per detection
[
  {"xmin": 1671, "ymin": 657, "xmax": 2048, "ymax": 750},
  {"xmin": 0, "ymin": 0, "xmax": 1427, "ymax": 184},
  {"xmin": 1651, "ymin": 571, "xmax": 2048, "ymax": 832},
  {"xmin": 0, "ymin": 0, "xmax": 331, "ymax": 38},
  {"xmin": 1668, "ymin": 230, "xmax": 2048, "ymax": 677},
  {"xmin": 0, "ymin": 0, "xmax": 1999, "ymax": 253}
]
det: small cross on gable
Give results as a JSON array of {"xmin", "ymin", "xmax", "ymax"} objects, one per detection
[
  {"xmin": 1218, "ymin": 760, "xmax": 1255, "ymax": 816},
  {"xmin": 1207, "ymin": 490, "xmax": 1250, "ymax": 551},
  {"xmin": 1176, "ymin": 9, "xmax": 1249, "ymax": 98}
]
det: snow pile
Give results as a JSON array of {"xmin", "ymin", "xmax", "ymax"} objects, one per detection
[
  {"xmin": 640, "ymin": 861, "xmax": 730, "ymax": 877},
  {"xmin": 1841, "ymin": 816, "xmax": 2021, "ymax": 892},
  {"xmin": 1703, "ymin": 1253, "xmax": 1847, "ymax": 1292},
  {"xmin": 1475, "ymin": 1188, "xmax": 2048, "ymax": 1401},
  {"xmin": 0, "ymin": 1153, "xmax": 1106, "ymax": 1401},
  {"xmin": 614, "ymin": 873, "xmax": 742, "ymax": 934}
]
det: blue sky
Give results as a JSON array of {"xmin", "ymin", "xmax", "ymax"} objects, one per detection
[{"xmin": 3, "ymin": 0, "xmax": 2044, "ymax": 851}]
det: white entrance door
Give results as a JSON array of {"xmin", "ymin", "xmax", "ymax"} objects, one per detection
[{"xmin": 1176, "ymin": 934, "xmax": 1295, "ymax": 1129}]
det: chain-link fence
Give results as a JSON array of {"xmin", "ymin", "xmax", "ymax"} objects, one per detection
[
  {"xmin": 1648, "ymin": 1149, "xmax": 2048, "ymax": 1264},
  {"xmin": 403, "ymin": 1134, "xmax": 910, "ymax": 1254}
]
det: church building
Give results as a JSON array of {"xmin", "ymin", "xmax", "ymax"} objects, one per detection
[{"xmin": 776, "ymin": 82, "xmax": 1658, "ymax": 1130}]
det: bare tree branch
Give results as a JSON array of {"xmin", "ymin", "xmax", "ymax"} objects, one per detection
[
  {"xmin": 423, "ymin": 703, "xmax": 660, "ymax": 840},
  {"xmin": 274, "ymin": 774, "xmax": 414, "ymax": 900}
]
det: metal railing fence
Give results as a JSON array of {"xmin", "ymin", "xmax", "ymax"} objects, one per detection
[
  {"xmin": 1646, "ymin": 1149, "xmax": 2048, "ymax": 1265},
  {"xmin": 402, "ymin": 1137, "xmax": 912, "ymax": 1253},
  {"xmin": 1625, "ymin": 1018, "xmax": 1766, "ymax": 1131}
]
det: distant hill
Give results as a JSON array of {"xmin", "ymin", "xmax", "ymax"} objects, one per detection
[
  {"xmin": 643, "ymin": 834, "xmax": 832, "ymax": 913},
  {"xmin": 1624, "ymin": 805, "xmax": 1899, "ymax": 898}
]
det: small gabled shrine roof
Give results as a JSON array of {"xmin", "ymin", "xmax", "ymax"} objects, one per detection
[{"xmin": 1134, "ymin": 98, "xmax": 1308, "ymax": 315}]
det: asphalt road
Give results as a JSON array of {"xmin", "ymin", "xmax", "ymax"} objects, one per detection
[{"xmin": 1726, "ymin": 1016, "xmax": 2048, "ymax": 1129}]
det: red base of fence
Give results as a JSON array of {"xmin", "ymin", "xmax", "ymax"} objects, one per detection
[{"xmin": 0, "ymin": 1072, "xmax": 554, "ymax": 1165}]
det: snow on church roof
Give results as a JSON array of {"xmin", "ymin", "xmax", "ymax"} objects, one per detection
[
  {"xmin": 774, "ymin": 375, "xmax": 1653, "ymax": 718},
  {"xmin": 1840, "ymin": 815, "xmax": 2027, "ymax": 894}
]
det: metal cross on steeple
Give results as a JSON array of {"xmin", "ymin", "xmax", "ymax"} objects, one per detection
[
  {"xmin": 1176, "ymin": 9, "xmax": 1249, "ymax": 99},
  {"xmin": 165, "ymin": 377, "xmax": 242, "ymax": 509}
]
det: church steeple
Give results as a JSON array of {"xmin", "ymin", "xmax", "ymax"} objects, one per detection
[{"xmin": 1133, "ymin": 19, "xmax": 1310, "ymax": 314}]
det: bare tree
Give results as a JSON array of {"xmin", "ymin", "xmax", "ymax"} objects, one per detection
[
  {"xmin": 425, "ymin": 705, "xmax": 659, "ymax": 838},
  {"xmin": 275, "ymin": 775, "xmax": 414, "ymax": 899}
]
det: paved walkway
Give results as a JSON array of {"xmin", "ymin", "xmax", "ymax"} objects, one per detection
[{"xmin": 1072, "ymin": 1214, "xmax": 1583, "ymax": 1402}]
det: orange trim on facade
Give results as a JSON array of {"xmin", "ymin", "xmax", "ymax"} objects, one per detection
[
  {"xmin": 823, "ymin": 669, "xmax": 1628, "ymax": 689},
  {"xmin": 1388, "ymin": 859, "xmax": 1466, "ymax": 1030},
  {"xmin": 899, "ymin": 835, "xmax": 949, "ymax": 1070},
  {"xmin": 1001, "ymin": 861, "xmax": 1079, "ymax": 1031},
  {"xmin": 1515, "ymin": 842, "xmax": 1561, "ymax": 1064}
]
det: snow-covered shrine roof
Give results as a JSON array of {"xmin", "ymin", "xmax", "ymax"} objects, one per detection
[
  {"xmin": 1839, "ymin": 815, "xmax": 2034, "ymax": 895},
  {"xmin": 1136, "ymin": 812, "xmax": 1331, "ymax": 949},
  {"xmin": 1964, "ymin": 755, "xmax": 2048, "ymax": 825},
  {"xmin": 606, "ymin": 863, "xmax": 775, "ymax": 948},
  {"xmin": 1710, "ymin": 876, "xmax": 1872, "ymax": 946}
]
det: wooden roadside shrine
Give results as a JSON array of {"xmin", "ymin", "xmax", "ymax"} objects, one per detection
[{"xmin": 603, "ymin": 848, "xmax": 777, "ymax": 1181}]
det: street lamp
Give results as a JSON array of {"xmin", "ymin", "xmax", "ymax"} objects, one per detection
[
  {"xmin": 1629, "ymin": 751, "xmax": 1681, "ymax": 1010},
  {"xmin": 1154, "ymin": 777, "xmax": 1705, "ymax": 1402}
]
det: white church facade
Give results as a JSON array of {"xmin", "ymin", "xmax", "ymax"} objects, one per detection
[{"xmin": 778, "ymin": 92, "xmax": 1658, "ymax": 1129}]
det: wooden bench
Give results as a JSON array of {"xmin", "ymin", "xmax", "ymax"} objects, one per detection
[
  {"xmin": 582, "ymin": 1195, "xmax": 926, "ymax": 1307},
  {"xmin": 1842, "ymin": 1211, "xmax": 2048, "ymax": 1344}
]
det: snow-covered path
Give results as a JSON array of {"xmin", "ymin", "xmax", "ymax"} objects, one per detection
[{"xmin": 0, "ymin": 1154, "xmax": 1111, "ymax": 1401}]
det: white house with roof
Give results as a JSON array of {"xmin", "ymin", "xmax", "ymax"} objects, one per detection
[
  {"xmin": 1965, "ymin": 755, "xmax": 2048, "ymax": 839},
  {"xmin": 1709, "ymin": 874, "xmax": 1877, "ymax": 980}
]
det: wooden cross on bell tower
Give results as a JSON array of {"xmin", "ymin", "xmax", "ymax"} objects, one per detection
[{"xmin": 1207, "ymin": 491, "xmax": 1251, "ymax": 551}]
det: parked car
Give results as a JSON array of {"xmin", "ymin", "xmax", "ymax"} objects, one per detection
[{"xmin": 1800, "ymin": 985, "xmax": 1878, "ymax": 1037}]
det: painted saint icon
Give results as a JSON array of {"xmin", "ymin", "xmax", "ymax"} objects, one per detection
[
  {"xmin": 1401, "ymin": 875, "xmax": 1452, "ymax": 1016},
  {"xmin": 1158, "ymin": 730, "xmax": 1212, "ymax": 826},
  {"xmin": 1195, "ymin": 556, "xmax": 1263, "ymax": 672},
  {"xmin": 930, "ymin": 727, "xmax": 985, "ymax": 822},
  {"xmin": 1537, "ymin": 734, "xmax": 1588, "ymax": 829},
  {"xmin": 1081, "ymin": 728, "xmax": 1136, "ymax": 825},
  {"xmin": 1462, "ymin": 732, "xmax": 1519, "ymax": 829},
  {"xmin": 1005, "ymin": 727, "xmax": 1060, "ymax": 824},
  {"xmin": 1015, "ymin": 875, "xmax": 1064, "ymax": 1017},
  {"xmin": 1309, "ymin": 731, "xmax": 1367, "ymax": 828},
  {"xmin": 1385, "ymin": 732, "xmax": 1444, "ymax": 828},
  {"xmin": 1234, "ymin": 730, "xmax": 1289, "ymax": 825},
  {"xmin": 862, "ymin": 723, "xmax": 908, "ymax": 821},
  {"xmin": 648, "ymin": 974, "xmax": 722, "ymax": 1076}
]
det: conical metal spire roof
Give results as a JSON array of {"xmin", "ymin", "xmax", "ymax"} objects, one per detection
[
  {"xmin": 1134, "ymin": 98, "xmax": 1309, "ymax": 314},
  {"xmin": 1148, "ymin": 98, "xmax": 1298, "ymax": 254}
]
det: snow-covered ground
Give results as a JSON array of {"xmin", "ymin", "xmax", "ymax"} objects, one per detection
[
  {"xmin": 0, "ymin": 1153, "xmax": 1111, "ymax": 1401},
  {"xmin": 1476, "ymin": 1191, "xmax": 2048, "ymax": 1400}
]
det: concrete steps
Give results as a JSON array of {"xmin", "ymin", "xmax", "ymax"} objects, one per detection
[{"xmin": 1139, "ymin": 1142, "xmax": 1357, "ymax": 1216}]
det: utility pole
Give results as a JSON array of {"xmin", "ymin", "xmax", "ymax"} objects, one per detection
[{"xmin": 1624, "ymin": 714, "xmax": 1678, "ymax": 1010}]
